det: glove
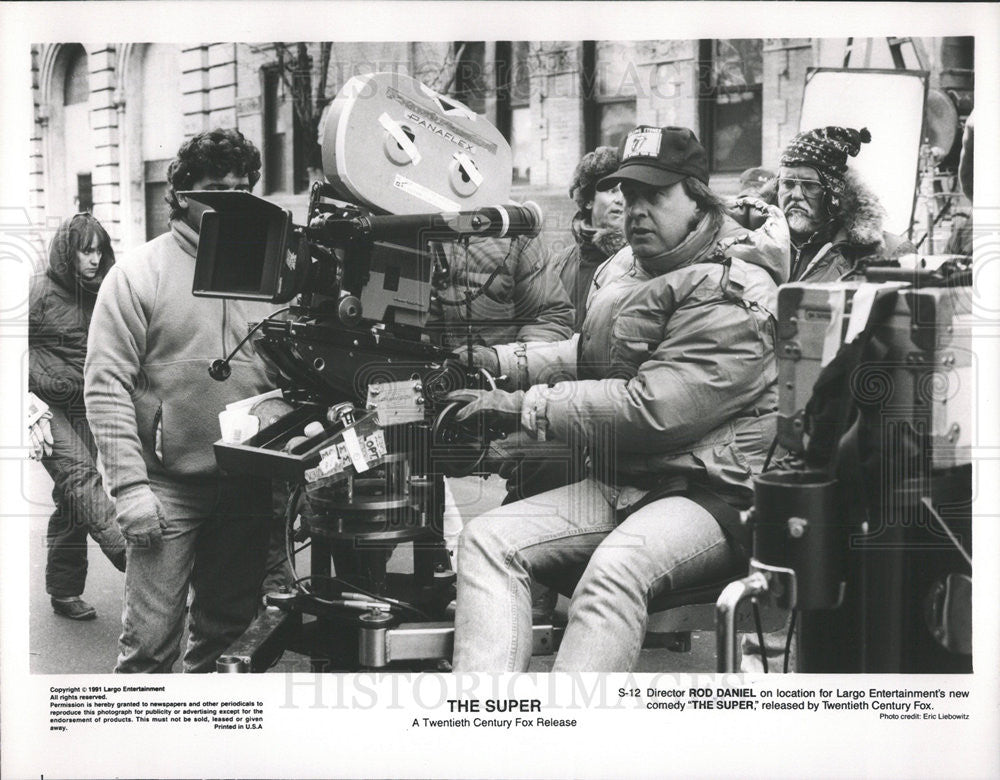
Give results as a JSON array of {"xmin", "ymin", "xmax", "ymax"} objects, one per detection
[
  {"xmin": 732, "ymin": 195, "xmax": 771, "ymax": 230},
  {"xmin": 450, "ymin": 345, "xmax": 501, "ymax": 377},
  {"xmin": 28, "ymin": 415, "xmax": 53, "ymax": 460},
  {"xmin": 27, "ymin": 392, "xmax": 53, "ymax": 460},
  {"xmin": 115, "ymin": 486, "xmax": 167, "ymax": 547},
  {"xmin": 447, "ymin": 388, "xmax": 525, "ymax": 434}
]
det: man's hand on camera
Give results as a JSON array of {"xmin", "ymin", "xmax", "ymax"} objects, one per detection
[
  {"xmin": 450, "ymin": 345, "xmax": 501, "ymax": 377},
  {"xmin": 115, "ymin": 486, "xmax": 167, "ymax": 547},
  {"xmin": 447, "ymin": 388, "xmax": 525, "ymax": 434}
]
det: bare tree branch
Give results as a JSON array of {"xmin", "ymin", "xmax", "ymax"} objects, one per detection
[{"xmin": 434, "ymin": 42, "xmax": 465, "ymax": 94}]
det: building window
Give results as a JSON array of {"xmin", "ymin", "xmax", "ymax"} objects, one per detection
[
  {"xmin": 262, "ymin": 66, "xmax": 286, "ymax": 195},
  {"xmin": 262, "ymin": 61, "xmax": 311, "ymax": 195},
  {"xmin": 698, "ymin": 39, "xmax": 763, "ymax": 173},
  {"xmin": 61, "ymin": 44, "xmax": 94, "ymax": 217},
  {"xmin": 143, "ymin": 160, "xmax": 170, "ymax": 241},
  {"xmin": 76, "ymin": 173, "xmax": 92, "ymax": 213},
  {"xmin": 140, "ymin": 44, "xmax": 183, "ymax": 239},
  {"xmin": 583, "ymin": 41, "xmax": 638, "ymax": 153},
  {"xmin": 452, "ymin": 41, "xmax": 488, "ymax": 115},
  {"xmin": 141, "ymin": 44, "xmax": 183, "ymax": 161},
  {"xmin": 63, "ymin": 45, "xmax": 89, "ymax": 105},
  {"xmin": 496, "ymin": 41, "xmax": 532, "ymax": 185},
  {"xmin": 292, "ymin": 100, "xmax": 310, "ymax": 194}
]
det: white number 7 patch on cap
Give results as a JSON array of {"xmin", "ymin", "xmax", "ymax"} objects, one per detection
[{"xmin": 623, "ymin": 128, "xmax": 662, "ymax": 159}]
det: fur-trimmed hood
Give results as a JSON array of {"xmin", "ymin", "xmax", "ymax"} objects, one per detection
[
  {"xmin": 571, "ymin": 213, "xmax": 627, "ymax": 259},
  {"xmin": 756, "ymin": 168, "xmax": 889, "ymax": 249}
]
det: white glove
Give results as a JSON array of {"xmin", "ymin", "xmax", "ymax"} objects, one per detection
[{"xmin": 27, "ymin": 393, "xmax": 53, "ymax": 460}]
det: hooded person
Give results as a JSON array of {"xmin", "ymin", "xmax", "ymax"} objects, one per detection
[
  {"xmin": 446, "ymin": 126, "xmax": 789, "ymax": 671},
  {"xmin": 756, "ymin": 125, "xmax": 915, "ymax": 282},
  {"xmin": 29, "ymin": 213, "xmax": 128, "ymax": 620},
  {"xmin": 552, "ymin": 146, "xmax": 628, "ymax": 331},
  {"xmin": 84, "ymin": 128, "xmax": 278, "ymax": 673}
]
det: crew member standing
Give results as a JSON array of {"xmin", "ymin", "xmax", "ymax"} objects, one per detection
[
  {"xmin": 30, "ymin": 213, "xmax": 127, "ymax": 621},
  {"xmin": 85, "ymin": 128, "xmax": 276, "ymax": 672}
]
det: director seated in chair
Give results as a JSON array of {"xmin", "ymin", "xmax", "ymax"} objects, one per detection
[{"xmin": 447, "ymin": 126, "xmax": 789, "ymax": 671}]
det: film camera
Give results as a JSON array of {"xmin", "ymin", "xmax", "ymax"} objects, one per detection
[{"xmin": 190, "ymin": 73, "xmax": 549, "ymax": 671}]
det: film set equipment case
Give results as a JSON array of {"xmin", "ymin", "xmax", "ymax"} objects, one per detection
[{"xmin": 776, "ymin": 281, "xmax": 973, "ymax": 672}]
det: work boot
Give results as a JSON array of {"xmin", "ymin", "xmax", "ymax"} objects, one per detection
[{"xmin": 51, "ymin": 596, "xmax": 97, "ymax": 621}]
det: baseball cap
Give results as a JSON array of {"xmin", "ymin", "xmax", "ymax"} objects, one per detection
[{"xmin": 596, "ymin": 126, "xmax": 709, "ymax": 191}]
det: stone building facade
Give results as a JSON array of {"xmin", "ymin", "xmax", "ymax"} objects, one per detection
[{"xmin": 30, "ymin": 37, "xmax": 971, "ymax": 255}]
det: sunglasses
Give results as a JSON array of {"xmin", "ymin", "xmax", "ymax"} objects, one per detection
[{"xmin": 778, "ymin": 178, "xmax": 824, "ymax": 198}]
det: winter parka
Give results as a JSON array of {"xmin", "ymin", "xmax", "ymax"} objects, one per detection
[
  {"xmin": 551, "ymin": 213, "xmax": 627, "ymax": 331},
  {"xmin": 29, "ymin": 219, "xmax": 115, "ymax": 415},
  {"xmin": 429, "ymin": 234, "xmax": 574, "ymax": 349},
  {"xmin": 755, "ymin": 170, "xmax": 915, "ymax": 283},
  {"xmin": 495, "ymin": 204, "xmax": 790, "ymax": 509}
]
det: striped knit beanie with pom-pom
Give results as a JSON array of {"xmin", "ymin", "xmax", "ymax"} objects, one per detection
[{"xmin": 779, "ymin": 126, "xmax": 872, "ymax": 194}]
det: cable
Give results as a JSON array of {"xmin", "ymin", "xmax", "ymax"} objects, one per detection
[
  {"xmin": 761, "ymin": 434, "xmax": 779, "ymax": 473},
  {"xmin": 284, "ymin": 484, "xmax": 305, "ymax": 590},
  {"xmin": 292, "ymin": 573, "xmax": 433, "ymax": 620},
  {"xmin": 432, "ymin": 235, "xmax": 518, "ymax": 309},
  {"xmin": 262, "ymin": 540, "xmax": 311, "ymax": 578},
  {"xmin": 752, "ymin": 599, "xmax": 769, "ymax": 674},
  {"xmin": 209, "ymin": 306, "xmax": 291, "ymax": 381},
  {"xmin": 914, "ymin": 198, "xmax": 953, "ymax": 250},
  {"xmin": 784, "ymin": 610, "xmax": 797, "ymax": 673},
  {"xmin": 281, "ymin": 484, "xmax": 433, "ymax": 619},
  {"xmin": 920, "ymin": 497, "xmax": 972, "ymax": 567}
]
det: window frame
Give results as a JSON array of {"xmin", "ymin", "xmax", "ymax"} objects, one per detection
[
  {"xmin": 697, "ymin": 38, "xmax": 764, "ymax": 174},
  {"xmin": 582, "ymin": 41, "xmax": 637, "ymax": 153}
]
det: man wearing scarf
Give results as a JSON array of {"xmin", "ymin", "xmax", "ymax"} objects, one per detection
[
  {"xmin": 553, "ymin": 146, "xmax": 627, "ymax": 331},
  {"xmin": 447, "ymin": 126, "xmax": 790, "ymax": 671},
  {"xmin": 85, "ymin": 129, "xmax": 275, "ymax": 673}
]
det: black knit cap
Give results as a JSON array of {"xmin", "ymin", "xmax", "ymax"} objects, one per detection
[
  {"xmin": 597, "ymin": 126, "xmax": 709, "ymax": 191},
  {"xmin": 780, "ymin": 126, "xmax": 872, "ymax": 194}
]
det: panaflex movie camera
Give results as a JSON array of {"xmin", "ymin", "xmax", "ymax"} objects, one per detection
[{"xmin": 188, "ymin": 73, "xmax": 551, "ymax": 671}]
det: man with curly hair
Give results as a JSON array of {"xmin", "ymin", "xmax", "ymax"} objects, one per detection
[
  {"xmin": 552, "ymin": 146, "xmax": 627, "ymax": 330},
  {"xmin": 757, "ymin": 126, "xmax": 914, "ymax": 282},
  {"xmin": 85, "ymin": 128, "xmax": 277, "ymax": 672}
]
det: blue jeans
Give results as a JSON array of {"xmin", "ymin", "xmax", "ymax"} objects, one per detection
[
  {"xmin": 453, "ymin": 478, "xmax": 744, "ymax": 671},
  {"xmin": 42, "ymin": 405, "xmax": 125, "ymax": 597},
  {"xmin": 116, "ymin": 477, "xmax": 271, "ymax": 673}
]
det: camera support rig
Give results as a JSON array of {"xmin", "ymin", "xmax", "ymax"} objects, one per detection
[{"xmin": 185, "ymin": 110, "xmax": 562, "ymax": 670}]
